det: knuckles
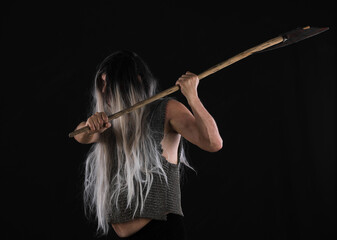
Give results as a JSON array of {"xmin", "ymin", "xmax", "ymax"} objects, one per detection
[{"xmin": 87, "ymin": 112, "xmax": 109, "ymax": 130}]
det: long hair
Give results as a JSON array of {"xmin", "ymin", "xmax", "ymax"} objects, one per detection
[{"xmin": 82, "ymin": 50, "xmax": 190, "ymax": 236}]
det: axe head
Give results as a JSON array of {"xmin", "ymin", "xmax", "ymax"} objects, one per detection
[{"xmin": 261, "ymin": 26, "xmax": 329, "ymax": 52}]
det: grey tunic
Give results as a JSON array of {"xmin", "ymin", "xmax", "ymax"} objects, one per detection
[{"xmin": 108, "ymin": 97, "xmax": 184, "ymax": 224}]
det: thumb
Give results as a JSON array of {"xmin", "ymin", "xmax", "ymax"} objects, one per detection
[{"xmin": 99, "ymin": 122, "xmax": 111, "ymax": 133}]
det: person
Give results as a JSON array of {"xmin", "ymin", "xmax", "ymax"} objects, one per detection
[{"xmin": 73, "ymin": 50, "xmax": 222, "ymax": 239}]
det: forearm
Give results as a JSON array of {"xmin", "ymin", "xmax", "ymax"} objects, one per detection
[{"xmin": 187, "ymin": 97, "xmax": 223, "ymax": 151}]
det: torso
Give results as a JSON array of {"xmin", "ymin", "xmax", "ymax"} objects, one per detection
[{"xmin": 111, "ymin": 99, "xmax": 181, "ymax": 237}]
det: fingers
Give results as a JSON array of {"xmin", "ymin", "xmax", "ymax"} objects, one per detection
[
  {"xmin": 175, "ymin": 71, "xmax": 199, "ymax": 86},
  {"xmin": 86, "ymin": 118, "xmax": 96, "ymax": 131},
  {"xmin": 175, "ymin": 71, "xmax": 200, "ymax": 101},
  {"xmin": 86, "ymin": 112, "xmax": 111, "ymax": 132}
]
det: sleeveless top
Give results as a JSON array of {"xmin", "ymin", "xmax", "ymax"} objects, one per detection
[{"xmin": 107, "ymin": 97, "xmax": 184, "ymax": 224}]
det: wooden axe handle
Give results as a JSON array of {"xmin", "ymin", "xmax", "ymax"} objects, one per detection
[{"xmin": 69, "ymin": 35, "xmax": 283, "ymax": 138}]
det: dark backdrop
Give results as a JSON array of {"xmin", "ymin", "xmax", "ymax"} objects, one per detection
[{"xmin": 2, "ymin": 1, "xmax": 336, "ymax": 239}]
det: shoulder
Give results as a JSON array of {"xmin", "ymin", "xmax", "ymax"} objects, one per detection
[
  {"xmin": 151, "ymin": 98, "xmax": 188, "ymax": 119},
  {"xmin": 150, "ymin": 98, "xmax": 193, "ymax": 133},
  {"xmin": 166, "ymin": 98, "xmax": 184, "ymax": 107},
  {"xmin": 166, "ymin": 99, "xmax": 188, "ymax": 114},
  {"xmin": 148, "ymin": 98, "xmax": 179, "ymax": 129},
  {"xmin": 165, "ymin": 99, "xmax": 191, "ymax": 121},
  {"xmin": 165, "ymin": 99, "xmax": 195, "ymax": 132}
]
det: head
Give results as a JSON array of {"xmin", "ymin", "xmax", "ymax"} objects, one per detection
[{"xmin": 93, "ymin": 50, "xmax": 158, "ymax": 113}]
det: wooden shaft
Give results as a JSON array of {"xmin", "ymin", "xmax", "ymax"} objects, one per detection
[
  {"xmin": 198, "ymin": 36, "xmax": 284, "ymax": 79},
  {"xmin": 68, "ymin": 35, "xmax": 284, "ymax": 138},
  {"xmin": 68, "ymin": 85, "xmax": 180, "ymax": 138}
]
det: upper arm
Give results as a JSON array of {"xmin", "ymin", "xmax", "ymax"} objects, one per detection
[{"xmin": 166, "ymin": 99, "xmax": 201, "ymax": 147}]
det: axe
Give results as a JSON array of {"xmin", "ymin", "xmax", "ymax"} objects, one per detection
[{"xmin": 69, "ymin": 26, "xmax": 328, "ymax": 138}]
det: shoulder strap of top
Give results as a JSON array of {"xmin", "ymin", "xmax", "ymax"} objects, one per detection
[
  {"xmin": 149, "ymin": 97, "xmax": 172, "ymax": 134},
  {"xmin": 148, "ymin": 97, "xmax": 183, "ymax": 165}
]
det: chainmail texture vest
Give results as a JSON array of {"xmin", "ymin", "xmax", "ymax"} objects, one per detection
[{"xmin": 107, "ymin": 97, "xmax": 184, "ymax": 224}]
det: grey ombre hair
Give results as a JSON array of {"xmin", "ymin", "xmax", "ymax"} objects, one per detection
[{"xmin": 82, "ymin": 50, "xmax": 190, "ymax": 236}]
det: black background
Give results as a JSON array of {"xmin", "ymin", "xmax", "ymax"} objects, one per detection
[{"xmin": 2, "ymin": 0, "xmax": 336, "ymax": 239}]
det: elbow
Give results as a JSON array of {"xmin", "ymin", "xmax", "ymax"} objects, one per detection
[
  {"xmin": 210, "ymin": 139, "xmax": 223, "ymax": 152},
  {"xmin": 204, "ymin": 137, "xmax": 223, "ymax": 152}
]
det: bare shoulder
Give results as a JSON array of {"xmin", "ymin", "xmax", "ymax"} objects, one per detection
[
  {"xmin": 166, "ymin": 99, "xmax": 192, "ymax": 119},
  {"xmin": 165, "ymin": 99, "xmax": 195, "ymax": 133},
  {"xmin": 166, "ymin": 99, "xmax": 189, "ymax": 114}
]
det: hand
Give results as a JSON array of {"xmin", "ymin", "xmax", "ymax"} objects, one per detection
[
  {"xmin": 175, "ymin": 71, "xmax": 199, "ymax": 102},
  {"xmin": 85, "ymin": 112, "xmax": 111, "ymax": 133}
]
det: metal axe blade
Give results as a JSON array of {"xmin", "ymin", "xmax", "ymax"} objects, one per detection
[{"xmin": 259, "ymin": 26, "xmax": 329, "ymax": 53}]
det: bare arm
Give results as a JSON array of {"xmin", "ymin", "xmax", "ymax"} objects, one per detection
[{"xmin": 168, "ymin": 72, "xmax": 223, "ymax": 152}]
